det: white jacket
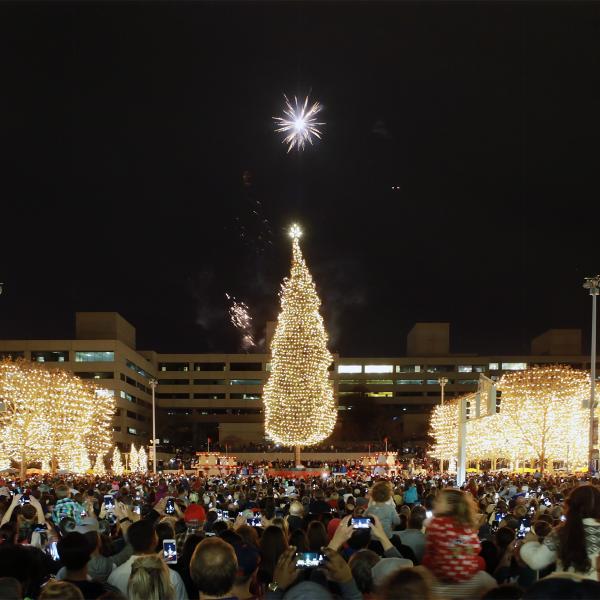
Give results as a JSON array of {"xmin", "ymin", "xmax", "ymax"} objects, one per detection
[{"xmin": 520, "ymin": 518, "xmax": 600, "ymax": 581}]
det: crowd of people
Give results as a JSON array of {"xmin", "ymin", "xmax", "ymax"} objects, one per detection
[{"xmin": 0, "ymin": 468, "xmax": 599, "ymax": 599}]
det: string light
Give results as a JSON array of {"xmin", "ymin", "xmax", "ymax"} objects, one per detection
[
  {"xmin": 263, "ymin": 224, "xmax": 337, "ymax": 446},
  {"xmin": 0, "ymin": 358, "xmax": 115, "ymax": 476},
  {"xmin": 138, "ymin": 446, "xmax": 148, "ymax": 472},
  {"xmin": 112, "ymin": 445, "xmax": 124, "ymax": 476},
  {"xmin": 129, "ymin": 443, "xmax": 140, "ymax": 473},
  {"xmin": 428, "ymin": 365, "xmax": 592, "ymax": 471}
]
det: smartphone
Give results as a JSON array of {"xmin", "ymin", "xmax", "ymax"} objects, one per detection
[
  {"xmin": 47, "ymin": 541, "xmax": 60, "ymax": 561},
  {"xmin": 162, "ymin": 539, "xmax": 177, "ymax": 564},
  {"xmin": 222, "ymin": 510, "xmax": 229, "ymax": 520},
  {"xmin": 560, "ymin": 515, "xmax": 566, "ymax": 522},
  {"xmin": 426, "ymin": 510, "xmax": 433, "ymax": 519},
  {"xmin": 247, "ymin": 515, "xmax": 262, "ymax": 527},
  {"xmin": 216, "ymin": 509, "xmax": 223, "ymax": 520},
  {"xmin": 295, "ymin": 552, "xmax": 324, "ymax": 569},
  {"xmin": 495, "ymin": 512, "xmax": 506, "ymax": 522},
  {"xmin": 350, "ymin": 517, "xmax": 373, "ymax": 529},
  {"xmin": 543, "ymin": 498, "xmax": 552, "ymax": 507},
  {"xmin": 104, "ymin": 495, "xmax": 115, "ymax": 511},
  {"xmin": 165, "ymin": 498, "xmax": 175, "ymax": 515},
  {"xmin": 133, "ymin": 505, "xmax": 141, "ymax": 515},
  {"xmin": 517, "ymin": 524, "xmax": 530, "ymax": 539},
  {"xmin": 19, "ymin": 494, "xmax": 30, "ymax": 505}
]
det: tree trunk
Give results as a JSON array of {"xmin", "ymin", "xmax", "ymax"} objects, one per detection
[
  {"xmin": 295, "ymin": 445, "xmax": 302, "ymax": 468},
  {"xmin": 20, "ymin": 452, "xmax": 26, "ymax": 480}
]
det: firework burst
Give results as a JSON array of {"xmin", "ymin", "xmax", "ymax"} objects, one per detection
[
  {"xmin": 226, "ymin": 293, "xmax": 256, "ymax": 350},
  {"xmin": 273, "ymin": 94, "xmax": 324, "ymax": 152}
]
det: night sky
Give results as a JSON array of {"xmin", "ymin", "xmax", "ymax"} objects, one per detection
[{"xmin": 1, "ymin": 2, "xmax": 599, "ymax": 356}]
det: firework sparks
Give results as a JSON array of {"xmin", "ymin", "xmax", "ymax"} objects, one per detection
[
  {"xmin": 273, "ymin": 94, "xmax": 324, "ymax": 152},
  {"xmin": 226, "ymin": 293, "xmax": 256, "ymax": 350}
]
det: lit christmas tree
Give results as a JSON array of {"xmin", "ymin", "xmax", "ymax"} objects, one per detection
[
  {"xmin": 112, "ymin": 446, "xmax": 124, "ymax": 476},
  {"xmin": 138, "ymin": 446, "xmax": 148, "ymax": 473},
  {"xmin": 93, "ymin": 455, "xmax": 107, "ymax": 475},
  {"xmin": 263, "ymin": 224, "xmax": 337, "ymax": 458},
  {"xmin": 129, "ymin": 444, "xmax": 139, "ymax": 472}
]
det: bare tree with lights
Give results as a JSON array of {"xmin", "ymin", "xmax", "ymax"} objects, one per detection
[
  {"xmin": 0, "ymin": 359, "xmax": 55, "ymax": 478},
  {"xmin": 499, "ymin": 365, "xmax": 590, "ymax": 472},
  {"xmin": 0, "ymin": 358, "xmax": 115, "ymax": 477},
  {"xmin": 263, "ymin": 224, "xmax": 337, "ymax": 465}
]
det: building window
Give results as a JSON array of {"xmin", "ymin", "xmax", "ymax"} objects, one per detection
[
  {"xmin": 338, "ymin": 365, "xmax": 362, "ymax": 373},
  {"xmin": 159, "ymin": 362, "xmax": 189, "ymax": 372},
  {"xmin": 425, "ymin": 365, "xmax": 454, "ymax": 373},
  {"xmin": 473, "ymin": 365, "xmax": 486, "ymax": 372},
  {"xmin": 114, "ymin": 409, "xmax": 121, "ymax": 416},
  {"xmin": 457, "ymin": 379, "xmax": 478, "ymax": 385},
  {"xmin": 193, "ymin": 393, "xmax": 226, "ymax": 399},
  {"xmin": 396, "ymin": 365, "xmax": 421, "ymax": 373},
  {"xmin": 365, "ymin": 379, "xmax": 394, "ymax": 385},
  {"xmin": 457, "ymin": 365, "xmax": 472, "ymax": 373},
  {"xmin": 489, "ymin": 363, "xmax": 499, "ymax": 370},
  {"xmin": 156, "ymin": 393, "xmax": 190, "ymax": 399},
  {"xmin": 75, "ymin": 351, "xmax": 114, "ymax": 362},
  {"xmin": 158, "ymin": 379, "xmax": 189, "ymax": 385},
  {"xmin": 127, "ymin": 427, "xmax": 138, "ymax": 435},
  {"xmin": 266, "ymin": 363, "xmax": 272, "ymax": 372},
  {"xmin": 230, "ymin": 362, "xmax": 262, "ymax": 371},
  {"xmin": 0, "ymin": 351, "xmax": 24, "ymax": 359},
  {"xmin": 366, "ymin": 392, "xmax": 393, "ymax": 397},
  {"xmin": 126, "ymin": 360, "xmax": 152, "ymax": 379},
  {"xmin": 113, "ymin": 426, "xmax": 122, "ymax": 432},
  {"xmin": 396, "ymin": 380, "xmax": 422, "ymax": 385},
  {"xmin": 126, "ymin": 410, "xmax": 137, "ymax": 419},
  {"xmin": 126, "ymin": 376, "xmax": 136, "ymax": 387},
  {"xmin": 31, "ymin": 351, "xmax": 69, "ymax": 362},
  {"xmin": 230, "ymin": 393, "xmax": 262, "ymax": 400},
  {"xmin": 364, "ymin": 365, "xmax": 394, "ymax": 374},
  {"xmin": 193, "ymin": 379, "xmax": 227, "ymax": 386},
  {"xmin": 338, "ymin": 380, "xmax": 364, "ymax": 385},
  {"xmin": 194, "ymin": 362, "xmax": 226, "ymax": 371},
  {"xmin": 75, "ymin": 372, "xmax": 114, "ymax": 380},
  {"xmin": 501, "ymin": 362, "xmax": 527, "ymax": 371},
  {"xmin": 120, "ymin": 373, "xmax": 126, "ymax": 381},
  {"xmin": 230, "ymin": 379, "xmax": 262, "ymax": 385}
]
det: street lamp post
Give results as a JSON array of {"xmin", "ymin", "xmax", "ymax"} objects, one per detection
[
  {"xmin": 438, "ymin": 377, "xmax": 448, "ymax": 473},
  {"xmin": 149, "ymin": 379, "xmax": 158, "ymax": 474},
  {"xmin": 584, "ymin": 276, "xmax": 600, "ymax": 473}
]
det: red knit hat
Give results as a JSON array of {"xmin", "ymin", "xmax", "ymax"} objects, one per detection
[{"xmin": 184, "ymin": 504, "xmax": 206, "ymax": 523}]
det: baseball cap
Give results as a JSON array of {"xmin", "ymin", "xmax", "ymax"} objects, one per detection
[
  {"xmin": 75, "ymin": 517, "xmax": 100, "ymax": 535},
  {"xmin": 184, "ymin": 504, "xmax": 206, "ymax": 523},
  {"xmin": 234, "ymin": 543, "xmax": 261, "ymax": 577},
  {"xmin": 371, "ymin": 557, "xmax": 413, "ymax": 587}
]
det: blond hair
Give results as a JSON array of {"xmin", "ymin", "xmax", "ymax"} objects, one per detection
[
  {"xmin": 127, "ymin": 555, "xmax": 175, "ymax": 600},
  {"xmin": 437, "ymin": 489, "xmax": 477, "ymax": 528},
  {"xmin": 39, "ymin": 581, "xmax": 84, "ymax": 600}
]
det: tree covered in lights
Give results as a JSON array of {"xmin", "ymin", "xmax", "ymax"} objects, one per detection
[
  {"xmin": 112, "ymin": 446, "xmax": 124, "ymax": 476},
  {"xmin": 428, "ymin": 365, "xmax": 591, "ymax": 472},
  {"xmin": 498, "ymin": 365, "xmax": 590, "ymax": 471},
  {"xmin": 129, "ymin": 444, "xmax": 139, "ymax": 473},
  {"xmin": 0, "ymin": 359, "xmax": 50, "ymax": 477},
  {"xmin": 263, "ymin": 224, "xmax": 337, "ymax": 447},
  {"xmin": 0, "ymin": 358, "xmax": 115, "ymax": 477}
]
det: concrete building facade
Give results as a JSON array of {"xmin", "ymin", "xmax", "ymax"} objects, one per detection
[{"xmin": 0, "ymin": 314, "xmax": 596, "ymax": 451}]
